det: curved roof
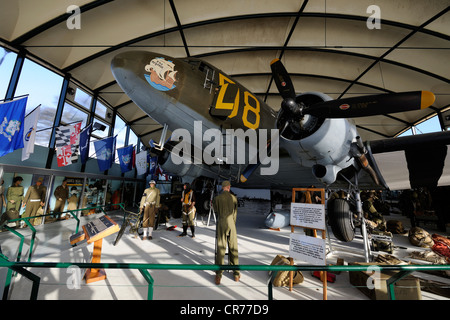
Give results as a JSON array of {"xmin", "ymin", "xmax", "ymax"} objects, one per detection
[{"xmin": 1, "ymin": 0, "xmax": 449, "ymax": 146}]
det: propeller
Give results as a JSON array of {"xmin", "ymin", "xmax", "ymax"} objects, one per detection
[{"xmin": 270, "ymin": 58, "xmax": 435, "ymax": 119}]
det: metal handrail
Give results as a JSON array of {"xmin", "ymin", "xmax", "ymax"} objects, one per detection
[
  {"xmin": 1, "ymin": 204, "xmax": 449, "ymax": 300},
  {"xmin": 1, "ymin": 261, "xmax": 449, "ymax": 300},
  {"xmin": 0, "ymin": 203, "xmax": 126, "ymax": 262}
]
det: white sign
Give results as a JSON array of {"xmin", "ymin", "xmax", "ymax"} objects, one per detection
[
  {"xmin": 289, "ymin": 233, "xmax": 326, "ymax": 265},
  {"xmin": 290, "ymin": 202, "xmax": 325, "ymax": 230}
]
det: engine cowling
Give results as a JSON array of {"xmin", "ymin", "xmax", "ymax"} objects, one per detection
[
  {"xmin": 278, "ymin": 92, "xmax": 358, "ymax": 185},
  {"xmin": 156, "ymin": 141, "xmax": 217, "ymax": 180}
]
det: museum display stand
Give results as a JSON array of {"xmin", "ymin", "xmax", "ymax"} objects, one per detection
[
  {"xmin": 70, "ymin": 215, "xmax": 119, "ymax": 284},
  {"xmin": 289, "ymin": 188, "xmax": 327, "ymax": 300}
]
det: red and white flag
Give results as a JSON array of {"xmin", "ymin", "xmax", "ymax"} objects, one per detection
[
  {"xmin": 56, "ymin": 145, "xmax": 73, "ymax": 167},
  {"xmin": 55, "ymin": 122, "xmax": 81, "ymax": 166}
]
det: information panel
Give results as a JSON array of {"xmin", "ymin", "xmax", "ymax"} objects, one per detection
[
  {"xmin": 289, "ymin": 233, "xmax": 326, "ymax": 265},
  {"xmin": 82, "ymin": 215, "xmax": 119, "ymax": 244},
  {"xmin": 290, "ymin": 202, "xmax": 326, "ymax": 230}
]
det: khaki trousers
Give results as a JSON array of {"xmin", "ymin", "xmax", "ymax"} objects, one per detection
[
  {"xmin": 142, "ymin": 204, "xmax": 156, "ymax": 228},
  {"xmin": 215, "ymin": 215, "xmax": 239, "ymax": 277},
  {"xmin": 23, "ymin": 201, "xmax": 41, "ymax": 226}
]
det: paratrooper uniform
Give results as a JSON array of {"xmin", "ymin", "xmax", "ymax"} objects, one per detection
[
  {"xmin": 179, "ymin": 188, "xmax": 196, "ymax": 237},
  {"xmin": 213, "ymin": 181, "xmax": 239, "ymax": 281},
  {"xmin": 53, "ymin": 184, "xmax": 69, "ymax": 219},
  {"xmin": 23, "ymin": 180, "xmax": 46, "ymax": 226},
  {"xmin": 139, "ymin": 182, "xmax": 160, "ymax": 239}
]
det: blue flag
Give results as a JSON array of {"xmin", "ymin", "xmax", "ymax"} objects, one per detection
[
  {"xmin": 94, "ymin": 135, "xmax": 116, "ymax": 171},
  {"xmin": 117, "ymin": 145, "xmax": 134, "ymax": 173},
  {"xmin": 0, "ymin": 97, "xmax": 27, "ymax": 157},
  {"xmin": 149, "ymin": 156, "xmax": 158, "ymax": 175},
  {"xmin": 79, "ymin": 124, "xmax": 91, "ymax": 164}
]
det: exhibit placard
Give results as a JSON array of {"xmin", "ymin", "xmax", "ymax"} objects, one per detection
[
  {"xmin": 290, "ymin": 202, "xmax": 326, "ymax": 230},
  {"xmin": 82, "ymin": 215, "xmax": 119, "ymax": 244},
  {"xmin": 289, "ymin": 233, "xmax": 326, "ymax": 265}
]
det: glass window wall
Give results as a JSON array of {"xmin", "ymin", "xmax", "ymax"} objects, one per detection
[
  {"xmin": 61, "ymin": 102, "xmax": 89, "ymax": 127},
  {"xmin": 0, "ymin": 47, "xmax": 17, "ymax": 100},
  {"xmin": 74, "ymin": 88, "xmax": 92, "ymax": 109},
  {"xmin": 14, "ymin": 58, "xmax": 63, "ymax": 147}
]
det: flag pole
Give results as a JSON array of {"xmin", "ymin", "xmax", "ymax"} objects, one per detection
[{"xmin": 0, "ymin": 94, "xmax": 29, "ymax": 103}]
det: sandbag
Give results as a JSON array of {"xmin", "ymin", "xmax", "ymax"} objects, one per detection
[
  {"xmin": 270, "ymin": 255, "xmax": 303, "ymax": 287},
  {"xmin": 0, "ymin": 209, "xmax": 20, "ymax": 227},
  {"xmin": 370, "ymin": 230, "xmax": 394, "ymax": 254},
  {"xmin": 408, "ymin": 227, "xmax": 434, "ymax": 248},
  {"xmin": 386, "ymin": 220, "xmax": 407, "ymax": 234}
]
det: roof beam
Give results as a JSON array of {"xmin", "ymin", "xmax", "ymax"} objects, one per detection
[
  {"xmin": 338, "ymin": 6, "xmax": 450, "ymax": 98},
  {"xmin": 12, "ymin": 0, "xmax": 114, "ymax": 45},
  {"xmin": 168, "ymin": 0, "xmax": 190, "ymax": 57},
  {"xmin": 60, "ymin": 11, "xmax": 449, "ymax": 72}
]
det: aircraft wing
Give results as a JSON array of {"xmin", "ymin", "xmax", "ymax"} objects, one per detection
[
  {"xmin": 234, "ymin": 131, "xmax": 450, "ymax": 191},
  {"xmin": 367, "ymin": 131, "xmax": 450, "ymax": 190}
]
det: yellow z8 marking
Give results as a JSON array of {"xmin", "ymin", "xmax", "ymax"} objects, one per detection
[{"xmin": 215, "ymin": 73, "xmax": 260, "ymax": 129}]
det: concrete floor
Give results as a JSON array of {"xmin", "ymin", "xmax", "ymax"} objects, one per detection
[{"xmin": 0, "ymin": 200, "xmax": 449, "ymax": 301}]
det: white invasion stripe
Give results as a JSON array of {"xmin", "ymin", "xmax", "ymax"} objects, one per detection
[
  {"xmin": 373, "ymin": 151, "xmax": 411, "ymax": 190},
  {"xmin": 437, "ymin": 145, "xmax": 450, "ymax": 187}
]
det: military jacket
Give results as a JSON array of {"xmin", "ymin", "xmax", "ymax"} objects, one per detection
[
  {"xmin": 213, "ymin": 191, "xmax": 237, "ymax": 223},
  {"xmin": 7, "ymin": 186, "xmax": 24, "ymax": 202},
  {"xmin": 24, "ymin": 185, "xmax": 47, "ymax": 203},
  {"xmin": 140, "ymin": 187, "xmax": 160, "ymax": 208},
  {"xmin": 54, "ymin": 185, "xmax": 69, "ymax": 201}
]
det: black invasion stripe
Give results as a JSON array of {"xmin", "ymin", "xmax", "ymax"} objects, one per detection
[{"xmin": 404, "ymin": 145, "xmax": 447, "ymax": 189}]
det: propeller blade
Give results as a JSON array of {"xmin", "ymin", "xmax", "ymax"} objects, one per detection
[
  {"xmin": 270, "ymin": 59, "xmax": 296, "ymax": 100},
  {"xmin": 304, "ymin": 91, "xmax": 435, "ymax": 118}
]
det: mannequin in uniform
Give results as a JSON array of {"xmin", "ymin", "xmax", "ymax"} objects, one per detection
[
  {"xmin": 178, "ymin": 183, "xmax": 196, "ymax": 238},
  {"xmin": 53, "ymin": 179, "xmax": 69, "ymax": 220},
  {"xmin": 22, "ymin": 177, "xmax": 46, "ymax": 226},
  {"xmin": 213, "ymin": 180, "xmax": 239, "ymax": 284},
  {"xmin": 5, "ymin": 176, "xmax": 24, "ymax": 227},
  {"xmin": 139, "ymin": 180, "xmax": 160, "ymax": 240}
]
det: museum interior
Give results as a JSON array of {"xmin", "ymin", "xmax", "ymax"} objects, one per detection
[{"xmin": 0, "ymin": 0, "xmax": 449, "ymax": 304}]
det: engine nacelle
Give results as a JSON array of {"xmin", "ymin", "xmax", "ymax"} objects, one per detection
[
  {"xmin": 279, "ymin": 92, "xmax": 358, "ymax": 185},
  {"xmin": 157, "ymin": 142, "xmax": 217, "ymax": 180}
]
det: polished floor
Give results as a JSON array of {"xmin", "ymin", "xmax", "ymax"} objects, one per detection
[{"xmin": 0, "ymin": 200, "xmax": 449, "ymax": 300}]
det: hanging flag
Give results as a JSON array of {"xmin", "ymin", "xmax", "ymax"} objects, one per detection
[
  {"xmin": 135, "ymin": 151, "xmax": 148, "ymax": 175},
  {"xmin": 117, "ymin": 145, "xmax": 134, "ymax": 173},
  {"xmin": 94, "ymin": 135, "xmax": 116, "ymax": 171},
  {"xmin": 149, "ymin": 156, "xmax": 158, "ymax": 175},
  {"xmin": 79, "ymin": 124, "xmax": 91, "ymax": 164},
  {"xmin": 55, "ymin": 121, "xmax": 81, "ymax": 165},
  {"xmin": 56, "ymin": 144, "xmax": 73, "ymax": 167},
  {"xmin": 0, "ymin": 97, "xmax": 27, "ymax": 157},
  {"xmin": 21, "ymin": 105, "xmax": 40, "ymax": 161}
]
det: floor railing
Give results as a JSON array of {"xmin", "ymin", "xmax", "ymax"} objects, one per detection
[
  {"xmin": 1, "ymin": 204, "xmax": 449, "ymax": 301},
  {"xmin": 0, "ymin": 259, "xmax": 449, "ymax": 300},
  {"xmin": 0, "ymin": 203, "xmax": 125, "ymax": 263}
]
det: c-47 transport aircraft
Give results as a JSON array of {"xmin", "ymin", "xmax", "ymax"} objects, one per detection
[{"xmin": 111, "ymin": 51, "xmax": 450, "ymax": 248}]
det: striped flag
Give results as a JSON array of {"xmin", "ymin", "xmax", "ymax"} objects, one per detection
[{"xmin": 55, "ymin": 122, "xmax": 81, "ymax": 166}]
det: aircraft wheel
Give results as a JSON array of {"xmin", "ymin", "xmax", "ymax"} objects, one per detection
[{"xmin": 328, "ymin": 198, "xmax": 355, "ymax": 242}]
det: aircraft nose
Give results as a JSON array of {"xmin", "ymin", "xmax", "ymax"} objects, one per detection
[
  {"xmin": 112, "ymin": 51, "xmax": 180, "ymax": 93},
  {"xmin": 111, "ymin": 51, "xmax": 181, "ymax": 115}
]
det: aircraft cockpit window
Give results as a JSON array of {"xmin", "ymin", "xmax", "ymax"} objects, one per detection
[
  {"xmin": 199, "ymin": 63, "xmax": 213, "ymax": 75},
  {"xmin": 185, "ymin": 59, "xmax": 200, "ymax": 69}
]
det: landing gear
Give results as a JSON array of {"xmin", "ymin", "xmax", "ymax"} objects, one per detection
[
  {"xmin": 328, "ymin": 198, "xmax": 355, "ymax": 242},
  {"xmin": 326, "ymin": 174, "xmax": 371, "ymax": 262}
]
